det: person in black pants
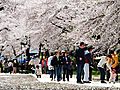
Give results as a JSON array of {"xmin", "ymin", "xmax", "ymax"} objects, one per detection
[
  {"xmin": 97, "ymin": 56, "xmax": 107, "ymax": 83},
  {"xmin": 69, "ymin": 51, "xmax": 76, "ymax": 78},
  {"xmin": 75, "ymin": 42, "xmax": 86, "ymax": 84},
  {"xmin": 62, "ymin": 51, "xmax": 71, "ymax": 81}
]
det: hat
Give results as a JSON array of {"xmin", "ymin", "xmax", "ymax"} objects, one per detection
[
  {"xmin": 55, "ymin": 50, "xmax": 58, "ymax": 52},
  {"xmin": 87, "ymin": 45, "xmax": 94, "ymax": 50},
  {"xmin": 61, "ymin": 50, "xmax": 65, "ymax": 53}
]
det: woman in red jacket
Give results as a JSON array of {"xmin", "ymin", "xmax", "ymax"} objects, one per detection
[{"xmin": 41, "ymin": 56, "xmax": 48, "ymax": 74}]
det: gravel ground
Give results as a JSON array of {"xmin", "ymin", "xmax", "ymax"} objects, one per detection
[{"xmin": 0, "ymin": 74, "xmax": 120, "ymax": 90}]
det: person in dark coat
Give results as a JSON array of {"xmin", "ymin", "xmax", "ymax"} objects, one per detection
[
  {"xmin": 69, "ymin": 51, "xmax": 76, "ymax": 78},
  {"xmin": 83, "ymin": 46, "xmax": 94, "ymax": 83},
  {"xmin": 13, "ymin": 59, "xmax": 18, "ymax": 74},
  {"xmin": 62, "ymin": 51, "xmax": 71, "ymax": 81},
  {"xmin": 75, "ymin": 42, "xmax": 86, "ymax": 84},
  {"xmin": 51, "ymin": 50, "xmax": 62, "ymax": 81},
  {"xmin": 51, "ymin": 51, "xmax": 58, "ymax": 81}
]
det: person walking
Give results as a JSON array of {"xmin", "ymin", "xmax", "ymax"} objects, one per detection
[{"xmin": 75, "ymin": 42, "xmax": 86, "ymax": 84}]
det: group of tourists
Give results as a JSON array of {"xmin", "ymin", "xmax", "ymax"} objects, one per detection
[
  {"xmin": 74, "ymin": 42, "xmax": 119, "ymax": 84},
  {"xmin": 0, "ymin": 42, "xmax": 119, "ymax": 84},
  {"xmin": 97, "ymin": 51, "xmax": 119, "ymax": 84},
  {"xmin": 48, "ymin": 50, "xmax": 74, "ymax": 82},
  {"xmin": 36, "ymin": 42, "xmax": 119, "ymax": 84},
  {"xmin": 0, "ymin": 59, "xmax": 18, "ymax": 74}
]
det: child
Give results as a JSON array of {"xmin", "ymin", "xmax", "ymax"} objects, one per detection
[
  {"xmin": 106, "ymin": 55, "xmax": 116, "ymax": 84},
  {"xmin": 36, "ymin": 65, "xmax": 42, "ymax": 78},
  {"xmin": 109, "ymin": 69, "xmax": 117, "ymax": 84}
]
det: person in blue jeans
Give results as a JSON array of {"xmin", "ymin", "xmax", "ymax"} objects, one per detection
[
  {"xmin": 75, "ymin": 42, "xmax": 86, "ymax": 84},
  {"xmin": 56, "ymin": 51, "xmax": 63, "ymax": 81},
  {"xmin": 51, "ymin": 50, "xmax": 62, "ymax": 81}
]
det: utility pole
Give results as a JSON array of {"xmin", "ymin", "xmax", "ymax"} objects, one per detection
[
  {"xmin": 11, "ymin": 45, "xmax": 16, "ymax": 57},
  {"xmin": 39, "ymin": 42, "xmax": 44, "ymax": 64},
  {"xmin": 39, "ymin": 43, "xmax": 43, "ymax": 57},
  {"xmin": 20, "ymin": 42, "xmax": 23, "ymax": 61}
]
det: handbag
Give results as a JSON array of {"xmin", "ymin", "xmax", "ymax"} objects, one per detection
[{"xmin": 48, "ymin": 65, "xmax": 54, "ymax": 70}]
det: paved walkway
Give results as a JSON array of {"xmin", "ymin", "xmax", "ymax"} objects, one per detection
[
  {"xmin": 0, "ymin": 73, "xmax": 120, "ymax": 89},
  {"xmin": 32, "ymin": 74, "xmax": 120, "ymax": 88}
]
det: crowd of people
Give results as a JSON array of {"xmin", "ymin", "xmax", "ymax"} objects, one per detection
[
  {"xmin": 0, "ymin": 59, "xmax": 18, "ymax": 74},
  {"xmin": 37, "ymin": 42, "xmax": 119, "ymax": 84},
  {"xmin": 0, "ymin": 42, "xmax": 119, "ymax": 84}
]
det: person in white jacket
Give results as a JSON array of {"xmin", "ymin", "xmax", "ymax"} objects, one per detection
[
  {"xmin": 97, "ymin": 56, "xmax": 107, "ymax": 83},
  {"xmin": 48, "ymin": 53, "xmax": 54, "ymax": 71},
  {"xmin": 48, "ymin": 52, "xmax": 54, "ymax": 80}
]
